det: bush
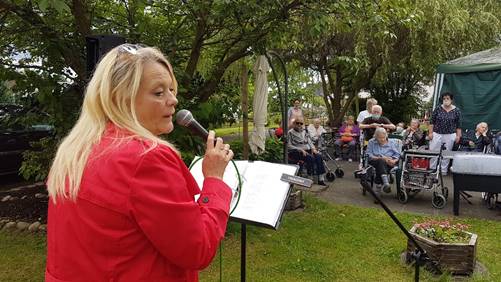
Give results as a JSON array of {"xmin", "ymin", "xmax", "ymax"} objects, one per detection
[{"xmin": 229, "ymin": 138, "xmax": 285, "ymax": 163}]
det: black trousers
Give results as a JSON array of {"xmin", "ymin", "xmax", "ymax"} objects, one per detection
[
  {"xmin": 368, "ymin": 158, "xmax": 395, "ymax": 184},
  {"xmin": 289, "ymin": 149, "xmax": 326, "ymax": 176}
]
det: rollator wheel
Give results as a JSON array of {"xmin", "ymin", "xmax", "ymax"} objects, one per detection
[
  {"xmin": 442, "ymin": 187, "xmax": 449, "ymax": 200},
  {"xmin": 432, "ymin": 193, "xmax": 447, "ymax": 209},
  {"xmin": 335, "ymin": 168, "xmax": 344, "ymax": 178},
  {"xmin": 397, "ymin": 190, "xmax": 408, "ymax": 204},
  {"xmin": 487, "ymin": 194, "xmax": 498, "ymax": 209},
  {"xmin": 326, "ymin": 172, "xmax": 336, "ymax": 182}
]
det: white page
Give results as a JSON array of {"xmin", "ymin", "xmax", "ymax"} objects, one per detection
[
  {"xmin": 190, "ymin": 157, "xmax": 245, "ymax": 212},
  {"xmin": 189, "ymin": 158, "xmax": 297, "ymax": 228}
]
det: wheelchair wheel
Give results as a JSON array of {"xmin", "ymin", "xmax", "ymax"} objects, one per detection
[
  {"xmin": 326, "ymin": 172, "xmax": 336, "ymax": 182},
  {"xmin": 432, "ymin": 193, "xmax": 446, "ymax": 209},
  {"xmin": 397, "ymin": 189, "xmax": 408, "ymax": 204},
  {"xmin": 335, "ymin": 168, "xmax": 344, "ymax": 178}
]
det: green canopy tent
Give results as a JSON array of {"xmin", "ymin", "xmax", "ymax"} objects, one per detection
[{"xmin": 433, "ymin": 47, "xmax": 501, "ymax": 132}]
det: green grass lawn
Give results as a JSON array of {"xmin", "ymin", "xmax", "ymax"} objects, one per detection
[
  {"xmin": 214, "ymin": 124, "xmax": 254, "ymax": 136},
  {"xmin": 2, "ymin": 195, "xmax": 500, "ymax": 281}
]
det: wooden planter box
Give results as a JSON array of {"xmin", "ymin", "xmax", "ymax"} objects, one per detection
[{"xmin": 406, "ymin": 224, "xmax": 477, "ymax": 275}]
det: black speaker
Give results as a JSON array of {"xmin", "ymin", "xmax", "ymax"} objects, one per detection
[{"xmin": 85, "ymin": 35, "xmax": 126, "ymax": 78}]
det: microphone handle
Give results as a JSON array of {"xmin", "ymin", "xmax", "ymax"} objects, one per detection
[{"xmin": 189, "ymin": 121, "xmax": 209, "ymax": 140}]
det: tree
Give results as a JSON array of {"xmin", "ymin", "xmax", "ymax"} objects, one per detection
[
  {"xmin": 369, "ymin": 0, "xmax": 501, "ymax": 123},
  {"xmin": 0, "ymin": 0, "xmax": 305, "ymax": 177}
]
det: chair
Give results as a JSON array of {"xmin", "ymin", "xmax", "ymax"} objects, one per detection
[{"xmin": 357, "ymin": 138, "xmax": 402, "ymax": 196}]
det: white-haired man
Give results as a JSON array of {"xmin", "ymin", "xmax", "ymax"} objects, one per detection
[{"xmin": 359, "ymin": 105, "xmax": 396, "ymax": 141}]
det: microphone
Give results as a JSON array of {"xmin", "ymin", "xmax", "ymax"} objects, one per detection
[{"xmin": 175, "ymin": 109, "xmax": 209, "ymax": 140}]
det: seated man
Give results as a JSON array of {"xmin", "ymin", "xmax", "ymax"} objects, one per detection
[
  {"xmin": 402, "ymin": 118, "xmax": 424, "ymax": 149},
  {"xmin": 460, "ymin": 122, "xmax": 491, "ymax": 152},
  {"xmin": 334, "ymin": 115, "xmax": 360, "ymax": 162},
  {"xmin": 287, "ymin": 117, "xmax": 327, "ymax": 186},
  {"xmin": 307, "ymin": 118, "xmax": 326, "ymax": 147},
  {"xmin": 366, "ymin": 128, "xmax": 401, "ymax": 197},
  {"xmin": 359, "ymin": 105, "xmax": 396, "ymax": 142}
]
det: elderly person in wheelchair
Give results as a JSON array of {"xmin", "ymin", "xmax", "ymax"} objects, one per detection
[
  {"xmin": 459, "ymin": 122, "xmax": 491, "ymax": 152},
  {"xmin": 366, "ymin": 127, "xmax": 401, "ymax": 196},
  {"xmin": 307, "ymin": 118, "xmax": 327, "ymax": 147},
  {"xmin": 402, "ymin": 118, "xmax": 425, "ymax": 149},
  {"xmin": 288, "ymin": 117, "xmax": 327, "ymax": 186}
]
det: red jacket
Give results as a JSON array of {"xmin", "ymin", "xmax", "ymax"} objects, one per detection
[{"xmin": 46, "ymin": 127, "xmax": 232, "ymax": 282}]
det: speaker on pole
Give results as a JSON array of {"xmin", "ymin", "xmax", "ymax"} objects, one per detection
[{"xmin": 85, "ymin": 35, "xmax": 126, "ymax": 78}]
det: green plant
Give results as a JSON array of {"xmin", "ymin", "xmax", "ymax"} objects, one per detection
[
  {"xmin": 414, "ymin": 219, "xmax": 471, "ymax": 244},
  {"xmin": 229, "ymin": 137, "xmax": 284, "ymax": 163}
]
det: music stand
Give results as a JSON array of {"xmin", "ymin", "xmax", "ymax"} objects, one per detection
[{"xmin": 361, "ymin": 179, "xmax": 441, "ymax": 281}]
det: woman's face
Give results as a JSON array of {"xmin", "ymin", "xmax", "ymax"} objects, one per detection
[
  {"xmin": 135, "ymin": 61, "xmax": 178, "ymax": 135},
  {"xmin": 410, "ymin": 121, "xmax": 419, "ymax": 130},
  {"xmin": 375, "ymin": 133, "xmax": 387, "ymax": 145}
]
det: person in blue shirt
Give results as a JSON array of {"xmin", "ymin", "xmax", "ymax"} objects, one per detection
[{"xmin": 367, "ymin": 128, "xmax": 401, "ymax": 195}]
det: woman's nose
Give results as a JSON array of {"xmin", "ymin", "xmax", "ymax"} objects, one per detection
[{"xmin": 167, "ymin": 93, "xmax": 178, "ymax": 106}]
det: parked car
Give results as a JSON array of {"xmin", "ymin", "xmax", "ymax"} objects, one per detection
[{"xmin": 0, "ymin": 104, "xmax": 54, "ymax": 176}]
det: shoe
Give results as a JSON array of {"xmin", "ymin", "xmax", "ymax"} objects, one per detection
[
  {"xmin": 318, "ymin": 180, "xmax": 327, "ymax": 186},
  {"xmin": 348, "ymin": 158, "xmax": 353, "ymax": 162},
  {"xmin": 381, "ymin": 174, "xmax": 391, "ymax": 193},
  {"xmin": 335, "ymin": 157, "xmax": 342, "ymax": 161}
]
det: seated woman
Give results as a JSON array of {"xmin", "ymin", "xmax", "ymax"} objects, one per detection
[
  {"xmin": 459, "ymin": 122, "xmax": 491, "ymax": 152},
  {"xmin": 334, "ymin": 115, "xmax": 360, "ymax": 162},
  {"xmin": 287, "ymin": 117, "xmax": 327, "ymax": 186},
  {"xmin": 307, "ymin": 118, "xmax": 327, "ymax": 147},
  {"xmin": 367, "ymin": 128, "xmax": 401, "ymax": 196},
  {"xmin": 402, "ymin": 118, "xmax": 424, "ymax": 149}
]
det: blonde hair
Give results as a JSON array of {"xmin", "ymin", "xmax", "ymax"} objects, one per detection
[{"xmin": 47, "ymin": 44, "xmax": 177, "ymax": 202}]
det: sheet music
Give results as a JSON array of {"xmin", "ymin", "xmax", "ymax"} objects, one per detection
[{"xmin": 190, "ymin": 158, "xmax": 297, "ymax": 229}]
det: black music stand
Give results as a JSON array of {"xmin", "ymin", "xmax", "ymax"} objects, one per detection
[{"xmin": 360, "ymin": 179, "xmax": 441, "ymax": 281}]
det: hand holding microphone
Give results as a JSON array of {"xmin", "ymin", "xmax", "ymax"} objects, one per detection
[{"xmin": 176, "ymin": 109, "xmax": 233, "ymax": 180}]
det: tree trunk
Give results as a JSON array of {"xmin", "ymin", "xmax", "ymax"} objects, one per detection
[{"xmin": 319, "ymin": 68, "xmax": 334, "ymax": 127}]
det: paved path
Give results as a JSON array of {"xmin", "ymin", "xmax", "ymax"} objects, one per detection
[{"xmin": 306, "ymin": 160, "xmax": 501, "ymax": 221}]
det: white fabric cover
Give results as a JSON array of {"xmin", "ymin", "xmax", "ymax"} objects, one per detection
[
  {"xmin": 249, "ymin": 56, "xmax": 270, "ymax": 155},
  {"xmin": 451, "ymin": 154, "xmax": 501, "ymax": 176}
]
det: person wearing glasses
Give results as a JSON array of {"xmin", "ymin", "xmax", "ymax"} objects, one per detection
[
  {"xmin": 45, "ymin": 44, "xmax": 234, "ymax": 281},
  {"xmin": 287, "ymin": 117, "xmax": 327, "ymax": 186}
]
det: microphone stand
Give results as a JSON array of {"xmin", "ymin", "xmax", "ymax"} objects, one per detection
[{"xmin": 360, "ymin": 179, "xmax": 440, "ymax": 282}]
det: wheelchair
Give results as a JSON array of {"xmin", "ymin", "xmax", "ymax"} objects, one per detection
[{"xmin": 355, "ymin": 138, "xmax": 402, "ymax": 198}]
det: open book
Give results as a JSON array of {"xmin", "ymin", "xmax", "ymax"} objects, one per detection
[{"xmin": 190, "ymin": 159, "xmax": 298, "ymax": 230}]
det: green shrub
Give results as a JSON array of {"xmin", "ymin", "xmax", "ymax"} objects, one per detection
[{"xmin": 229, "ymin": 137, "xmax": 284, "ymax": 163}]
